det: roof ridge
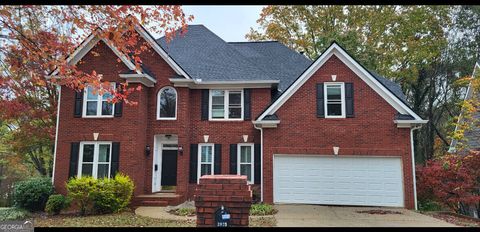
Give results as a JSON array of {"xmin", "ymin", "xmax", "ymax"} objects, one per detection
[{"xmin": 228, "ymin": 41, "xmax": 279, "ymax": 44}]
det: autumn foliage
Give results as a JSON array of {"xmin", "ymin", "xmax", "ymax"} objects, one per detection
[
  {"xmin": 416, "ymin": 152, "xmax": 480, "ymax": 214},
  {"xmin": 0, "ymin": 6, "xmax": 192, "ymax": 176}
]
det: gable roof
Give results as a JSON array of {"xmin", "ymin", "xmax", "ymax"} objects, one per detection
[
  {"xmin": 449, "ymin": 61, "xmax": 480, "ymax": 152},
  {"xmin": 49, "ymin": 29, "xmax": 140, "ymax": 77},
  {"xmin": 256, "ymin": 42, "xmax": 427, "ymax": 123},
  {"xmin": 48, "ymin": 24, "xmax": 191, "ymax": 80}
]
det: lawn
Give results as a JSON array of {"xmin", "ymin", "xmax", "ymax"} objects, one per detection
[
  {"xmin": 33, "ymin": 209, "xmax": 195, "ymax": 227},
  {"xmin": 29, "ymin": 208, "xmax": 275, "ymax": 227}
]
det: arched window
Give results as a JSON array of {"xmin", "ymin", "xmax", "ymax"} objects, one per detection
[{"xmin": 157, "ymin": 86, "xmax": 177, "ymax": 120}]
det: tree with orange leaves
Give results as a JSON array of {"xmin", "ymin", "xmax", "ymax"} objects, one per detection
[{"xmin": 0, "ymin": 6, "xmax": 192, "ymax": 176}]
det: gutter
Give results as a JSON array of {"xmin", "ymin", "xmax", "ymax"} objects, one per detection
[
  {"xmin": 410, "ymin": 124, "xmax": 422, "ymax": 210},
  {"xmin": 253, "ymin": 123, "xmax": 264, "ymax": 202}
]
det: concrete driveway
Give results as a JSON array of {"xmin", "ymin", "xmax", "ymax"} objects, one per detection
[{"xmin": 274, "ymin": 204, "xmax": 458, "ymax": 227}]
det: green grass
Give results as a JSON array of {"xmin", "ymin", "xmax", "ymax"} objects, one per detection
[
  {"xmin": 33, "ymin": 211, "xmax": 195, "ymax": 227},
  {"xmin": 0, "ymin": 207, "xmax": 30, "ymax": 221},
  {"xmin": 418, "ymin": 200, "xmax": 443, "ymax": 212},
  {"xmin": 174, "ymin": 208, "xmax": 196, "ymax": 216},
  {"xmin": 250, "ymin": 204, "xmax": 277, "ymax": 216}
]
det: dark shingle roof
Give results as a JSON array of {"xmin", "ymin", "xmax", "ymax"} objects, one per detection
[
  {"xmin": 395, "ymin": 113, "xmax": 415, "ymax": 120},
  {"xmin": 228, "ymin": 41, "xmax": 312, "ymax": 91},
  {"xmin": 157, "ymin": 25, "xmax": 274, "ymax": 82},
  {"xmin": 368, "ymin": 70, "xmax": 407, "ymax": 103},
  {"xmin": 156, "ymin": 25, "xmax": 410, "ymax": 115}
]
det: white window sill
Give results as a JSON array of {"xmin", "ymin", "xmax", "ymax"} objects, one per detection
[
  {"xmin": 157, "ymin": 117, "xmax": 177, "ymax": 120},
  {"xmin": 209, "ymin": 118, "xmax": 244, "ymax": 121},
  {"xmin": 82, "ymin": 115, "xmax": 115, "ymax": 118}
]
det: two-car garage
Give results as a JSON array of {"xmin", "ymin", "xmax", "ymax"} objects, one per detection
[{"xmin": 273, "ymin": 155, "xmax": 404, "ymax": 207}]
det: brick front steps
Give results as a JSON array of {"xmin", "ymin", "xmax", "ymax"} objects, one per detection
[{"xmin": 131, "ymin": 192, "xmax": 182, "ymax": 207}]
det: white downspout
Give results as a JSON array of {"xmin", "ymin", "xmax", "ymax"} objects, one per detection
[
  {"xmin": 51, "ymin": 84, "xmax": 61, "ymax": 183},
  {"xmin": 410, "ymin": 125, "xmax": 422, "ymax": 210},
  {"xmin": 253, "ymin": 124, "xmax": 264, "ymax": 202}
]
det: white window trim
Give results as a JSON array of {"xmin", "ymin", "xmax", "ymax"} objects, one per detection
[
  {"xmin": 237, "ymin": 143, "xmax": 254, "ymax": 184},
  {"xmin": 197, "ymin": 143, "xmax": 215, "ymax": 183},
  {"xmin": 156, "ymin": 86, "xmax": 178, "ymax": 120},
  {"xmin": 208, "ymin": 89, "xmax": 244, "ymax": 121},
  {"xmin": 82, "ymin": 83, "xmax": 116, "ymax": 118},
  {"xmin": 324, "ymin": 82, "xmax": 346, "ymax": 118},
  {"xmin": 77, "ymin": 141, "xmax": 113, "ymax": 179}
]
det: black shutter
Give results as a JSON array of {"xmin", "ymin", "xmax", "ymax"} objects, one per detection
[
  {"xmin": 189, "ymin": 144, "xmax": 198, "ymax": 183},
  {"xmin": 254, "ymin": 144, "xmax": 261, "ymax": 184},
  {"xmin": 316, "ymin": 83, "xmax": 324, "ymax": 118},
  {"xmin": 69, "ymin": 142, "xmax": 80, "ymax": 178},
  {"xmin": 244, "ymin": 89, "xmax": 251, "ymax": 120},
  {"xmin": 214, "ymin": 144, "xmax": 222, "ymax": 174},
  {"xmin": 74, "ymin": 90, "xmax": 83, "ymax": 117},
  {"xmin": 110, "ymin": 142, "xmax": 120, "ymax": 178},
  {"xmin": 345, "ymin": 83, "xmax": 354, "ymax": 118},
  {"xmin": 229, "ymin": 144, "xmax": 237, "ymax": 174},
  {"xmin": 201, "ymin": 89, "xmax": 209, "ymax": 120},
  {"xmin": 114, "ymin": 85, "xmax": 123, "ymax": 117}
]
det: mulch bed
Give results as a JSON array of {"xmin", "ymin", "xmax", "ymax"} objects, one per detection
[{"xmin": 356, "ymin": 209, "xmax": 403, "ymax": 215}]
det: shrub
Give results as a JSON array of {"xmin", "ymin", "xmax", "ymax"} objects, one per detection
[
  {"xmin": 92, "ymin": 174, "xmax": 134, "ymax": 214},
  {"xmin": 66, "ymin": 173, "xmax": 134, "ymax": 215},
  {"xmin": 66, "ymin": 176, "xmax": 97, "ymax": 215},
  {"xmin": 0, "ymin": 207, "xmax": 29, "ymax": 221},
  {"xmin": 45, "ymin": 194, "xmax": 71, "ymax": 215},
  {"xmin": 13, "ymin": 177, "xmax": 54, "ymax": 211},
  {"xmin": 250, "ymin": 203, "xmax": 277, "ymax": 216},
  {"xmin": 175, "ymin": 208, "xmax": 196, "ymax": 216},
  {"xmin": 418, "ymin": 199, "xmax": 443, "ymax": 212},
  {"xmin": 416, "ymin": 152, "xmax": 480, "ymax": 216}
]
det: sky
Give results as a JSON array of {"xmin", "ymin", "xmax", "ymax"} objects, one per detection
[{"xmin": 179, "ymin": 5, "xmax": 265, "ymax": 42}]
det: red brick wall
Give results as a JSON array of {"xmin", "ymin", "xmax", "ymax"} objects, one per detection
[
  {"xmin": 262, "ymin": 55, "xmax": 414, "ymax": 209},
  {"xmin": 195, "ymin": 175, "xmax": 252, "ymax": 227},
  {"xmin": 54, "ymin": 41, "xmax": 149, "ymax": 196},
  {"xmin": 53, "ymin": 36, "xmax": 272, "ymax": 200}
]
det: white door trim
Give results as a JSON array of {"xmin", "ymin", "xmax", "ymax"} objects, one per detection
[{"xmin": 152, "ymin": 135, "xmax": 178, "ymax": 193}]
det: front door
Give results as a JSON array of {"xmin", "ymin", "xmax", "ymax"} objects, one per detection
[{"xmin": 161, "ymin": 149, "xmax": 177, "ymax": 187}]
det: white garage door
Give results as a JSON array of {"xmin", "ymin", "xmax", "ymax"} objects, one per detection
[{"xmin": 273, "ymin": 155, "xmax": 404, "ymax": 207}]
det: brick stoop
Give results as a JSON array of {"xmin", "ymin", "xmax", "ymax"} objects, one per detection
[{"xmin": 131, "ymin": 192, "xmax": 182, "ymax": 207}]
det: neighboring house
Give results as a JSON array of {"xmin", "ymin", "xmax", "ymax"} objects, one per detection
[
  {"xmin": 449, "ymin": 60, "xmax": 480, "ymax": 153},
  {"xmin": 50, "ymin": 22, "xmax": 427, "ymax": 210}
]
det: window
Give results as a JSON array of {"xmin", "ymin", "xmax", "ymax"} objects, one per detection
[
  {"xmin": 78, "ymin": 142, "xmax": 112, "ymax": 179},
  {"xmin": 197, "ymin": 144, "xmax": 214, "ymax": 183},
  {"xmin": 237, "ymin": 144, "xmax": 254, "ymax": 184},
  {"xmin": 83, "ymin": 83, "xmax": 116, "ymax": 117},
  {"xmin": 157, "ymin": 86, "xmax": 177, "ymax": 120},
  {"xmin": 324, "ymin": 83, "xmax": 345, "ymax": 118},
  {"xmin": 209, "ymin": 90, "xmax": 243, "ymax": 120}
]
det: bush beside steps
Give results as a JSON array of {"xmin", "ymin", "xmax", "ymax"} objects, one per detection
[{"xmin": 66, "ymin": 173, "xmax": 134, "ymax": 215}]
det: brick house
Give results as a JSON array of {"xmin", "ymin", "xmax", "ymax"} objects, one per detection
[{"xmin": 50, "ymin": 23, "xmax": 427, "ymax": 209}]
